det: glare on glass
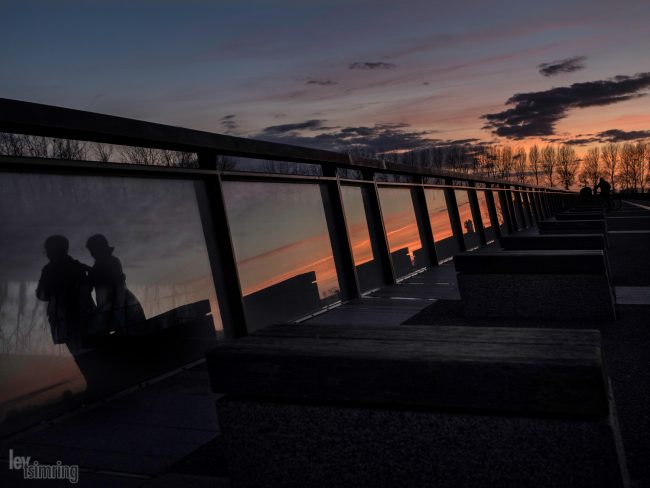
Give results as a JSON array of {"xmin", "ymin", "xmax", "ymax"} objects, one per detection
[
  {"xmin": 424, "ymin": 188, "xmax": 457, "ymax": 262},
  {"xmin": 476, "ymin": 191, "xmax": 495, "ymax": 241},
  {"xmin": 454, "ymin": 189, "xmax": 479, "ymax": 249},
  {"xmin": 377, "ymin": 187, "xmax": 425, "ymax": 278},
  {"xmin": 222, "ymin": 181, "xmax": 341, "ymax": 331},
  {"xmin": 340, "ymin": 185, "xmax": 384, "ymax": 291}
]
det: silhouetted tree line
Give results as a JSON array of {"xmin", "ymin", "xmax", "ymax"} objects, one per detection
[
  {"xmin": 1, "ymin": 132, "xmax": 648, "ymax": 191},
  {"xmin": 0, "ymin": 132, "xmax": 236, "ymax": 170}
]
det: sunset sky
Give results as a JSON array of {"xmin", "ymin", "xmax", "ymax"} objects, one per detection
[{"xmin": 3, "ymin": 0, "xmax": 650, "ymax": 155}]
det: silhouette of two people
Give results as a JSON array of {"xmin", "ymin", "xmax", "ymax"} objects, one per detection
[{"xmin": 37, "ymin": 234, "xmax": 145, "ymax": 354}]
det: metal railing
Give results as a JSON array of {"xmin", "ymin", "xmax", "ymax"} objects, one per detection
[{"xmin": 0, "ymin": 98, "xmax": 575, "ymax": 338}]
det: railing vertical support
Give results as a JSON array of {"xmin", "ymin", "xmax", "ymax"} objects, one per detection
[
  {"xmin": 196, "ymin": 150, "xmax": 248, "ymax": 338},
  {"xmin": 320, "ymin": 177, "xmax": 361, "ymax": 301},
  {"xmin": 363, "ymin": 172, "xmax": 396, "ymax": 285},
  {"xmin": 411, "ymin": 177, "xmax": 438, "ymax": 267},
  {"xmin": 467, "ymin": 183, "xmax": 486, "ymax": 246},
  {"xmin": 445, "ymin": 178, "xmax": 466, "ymax": 252},
  {"xmin": 513, "ymin": 189, "xmax": 527, "ymax": 227},
  {"xmin": 485, "ymin": 187, "xmax": 501, "ymax": 240},
  {"xmin": 500, "ymin": 185, "xmax": 516, "ymax": 233}
]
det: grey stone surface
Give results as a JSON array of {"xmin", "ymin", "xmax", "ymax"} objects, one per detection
[
  {"xmin": 538, "ymin": 220, "xmax": 606, "ymax": 234},
  {"xmin": 499, "ymin": 234, "xmax": 606, "ymax": 251},
  {"xmin": 142, "ymin": 473, "xmax": 230, "ymax": 488},
  {"xmin": 0, "ymin": 366, "xmax": 219, "ymax": 476},
  {"xmin": 615, "ymin": 287, "xmax": 650, "ymax": 305},
  {"xmin": 207, "ymin": 325, "xmax": 608, "ymax": 417},
  {"xmin": 607, "ymin": 216, "xmax": 650, "ymax": 230},
  {"xmin": 457, "ymin": 273, "xmax": 616, "ymax": 320},
  {"xmin": 556, "ymin": 212, "xmax": 604, "ymax": 220},
  {"xmin": 217, "ymin": 398, "xmax": 628, "ymax": 488},
  {"xmin": 607, "ymin": 231, "xmax": 650, "ymax": 286}
]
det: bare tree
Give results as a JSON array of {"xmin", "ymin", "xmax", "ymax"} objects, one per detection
[
  {"xmin": 528, "ymin": 144, "xmax": 541, "ymax": 185},
  {"xmin": 513, "ymin": 147, "xmax": 527, "ymax": 183},
  {"xmin": 122, "ymin": 146, "xmax": 158, "ymax": 165},
  {"xmin": 557, "ymin": 145, "xmax": 579, "ymax": 190},
  {"xmin": 51, "ymin": 138, "xmax": 87, "ymax": 160},
  {"xmin": 0, "ymin": 132, "xmax": 29, "ymax": 156},
  {"xmin": 581, "ymin": 146, "xmax": 601, "ymax": 189},
  {"xmin": 633, "ymin": 141, "xmax": 648, "ymax": 192},
  {"xmin": 93, "ymin": 142, "xmax": 115, "ymax": 162},
  {"xmin": 601, "ymin": 142, "xmax": 619, "ymax": 191},
  {"xmin": 494, "ymin": 145, "xmax": 514, "ymax": 180},
  {"xmin": 444, "ymin": 145, "xmax": 469, "ymax": 172},
  {"xmin": 619, "ymin": 141, "xmax": 649, "ymax": 192},
  {"xmin": 541, "ymin": 145, "xmax": 556, "ymax": 187}
]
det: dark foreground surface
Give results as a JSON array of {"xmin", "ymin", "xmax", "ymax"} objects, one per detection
[
  {"xmin": 1, "ymin": 201, "xmax": 649, "ymax": 487},
  {"xmin": 405, "ymin": 301, "xmax": 650, "ymax": 487}
]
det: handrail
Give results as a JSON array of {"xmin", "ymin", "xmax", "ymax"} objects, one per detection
[{"xmin": 0, "ymin": 98, "xmax": 571, "ymax": 193}]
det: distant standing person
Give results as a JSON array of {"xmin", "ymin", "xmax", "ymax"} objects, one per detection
[
  {"xmin": 86, "ymin": 234, "xmax": 145, "ymax": 336},
  {"xmin": 36, "ymin": 235, "xmax": 95, "ymax": 353},
  {"xmin": 595, "ymin": 177, "xmax": 612, "ymax": 209}
]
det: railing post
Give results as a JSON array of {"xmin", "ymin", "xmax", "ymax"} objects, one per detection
[
  {"xmin": 445, "ymin": 178, "xmax": 466, "ymax": 252},
  {"xmin": 411, "ymin": 176, "xmax": 438, "ymax": 267},
  {"xmin": 532, "ymin": 190, "xmax": 544, "ymax": 221},
  {"xmin": 320, "ymin": 176, "xmax": 361, "ymax": 301},
  {"xmin": 467, "ymin": 183, "xmax": 486, "ymax": 246},
  {"xmin": 362, "ymin": 171, "xmax": 396, "ymax": 285},
  {"xmin": 485, "ymin": 187, "xmax": 502, "ymax": 240},
  {"xmin": 525, "ymin": 191, "xmax": 539, "ymax": 223},
  {"xmin": 500, "ymin": 185, "xmax": 517, "ymax": 233},
  {"xmin": 542, "ymin": 191, "xmax": 550, "ymax": 218},
  {"xmin": 513, "ymin": 188, "xmax": 528, "ymax": 227},
  {"xmin": 196, "ymin": 150, "xmax": 248, "ymax": 338}
]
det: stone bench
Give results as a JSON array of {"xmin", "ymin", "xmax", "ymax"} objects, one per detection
[
  {"xmin": 206, "ymin": 324, "xmax": 628, "ymax": 488},
  {"xmin": 608, "ymin": 230, "xmax": 650, "ymax": 286},
  {"xmin": 500, "ymin": 234, "xmax": 606, "ymax": 251},
  {"xmin": 607, "ymin": 216, "xmax": 650, "ymax": 230},
  {"xmin": 538, "ymin": 219, "xmax": 606, "ymax": 234},
  {"xmin": 454, "ymin": 251, "xmax": 615, "ymax": 320},
  {"xmin": 556, "ymin": 212, "xmax": 605, "ymax": 220}
]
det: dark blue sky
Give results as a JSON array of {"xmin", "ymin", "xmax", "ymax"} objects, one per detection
[{"xmin": 3, "ymin": 0, "xmax": 650, "ymax": 152}]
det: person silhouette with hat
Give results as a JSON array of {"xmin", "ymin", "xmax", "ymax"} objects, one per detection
[{"xmin": 86, "ymin": 234, "xmax": 145, "ymax": 337}]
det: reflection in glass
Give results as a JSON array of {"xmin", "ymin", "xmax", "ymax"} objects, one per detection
[
  {"xmin": 377, "ymin": 187, "xmax": 425, "ymax": 278},
  {"xmin": 424, "ymin": 188, "xmax": 458, "ymax": 262},
  {"xmin": 455, "ymin": 190, "xmax": 479, "ymax": 249},
  {"xmin": 476, "ymin": 191, "xmax": 495, "ymax": 242},
  {"xmin": 523, "ymin": 192, "xmax": 536, "ymax": 223},
  {"xmin": 510, "ymin": 191, "xmax": 524, "ymax": 230},
  {"xmin": 340, "ymin": 185, "xmax": 384, "ymax": 292},
  {"xmin": 222, "ymin": 181, "xmax": 340, "ymax": 331},
  {"xmin": 492, "ymin": 191, "xmax": 508, "ymax": 234},
  {"xmin": 514, "ymin": 192, "xmax": 529, "ymax": 228},
  {"xmin": 0, "ymin": 173, "xmax": 221, "ymax": 436}
]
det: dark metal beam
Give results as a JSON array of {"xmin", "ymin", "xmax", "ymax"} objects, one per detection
[{"xmin": 0, "ymin": 98, "xmax": 571, "ymax": 192}]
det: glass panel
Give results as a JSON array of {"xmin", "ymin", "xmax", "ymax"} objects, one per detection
[
  {"xmin": 477, "ymin": 191, "xmax": 495, "ymax": 242},
  {"xmin": 523, "ymin": 192, "xmax": 535, "ymax": 223},
  {"xmin": 0, "ymin": 172, "xmax": 221, "ymax": 437},
  {"xmin": 222, "ymin": 181, "xmax": 340, "ymax": 331},
  {"xmin": 340, "ymin": 185, "xmax": 384, "ymax": 292},
  {"xmin": 492, "ymin": 191, "xmax": 508, "ymax": 234},
  {"xmin": 424, "ymin": 188, "xmax": 458, "ymax": 262},
  {"xmin": 455, "ymin": 190, "xmax": 479, "ymax": 249},
  {"xmin": 377, "ymin": 187, "xmax": 424, "ymax": 278},
  {"xmin": 510, "ymin": 191, "xmax": 524, "ymax": 230},
  {"xmin": 516, "ymin": 192, "xmax": 530, "ymax": 227}
]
